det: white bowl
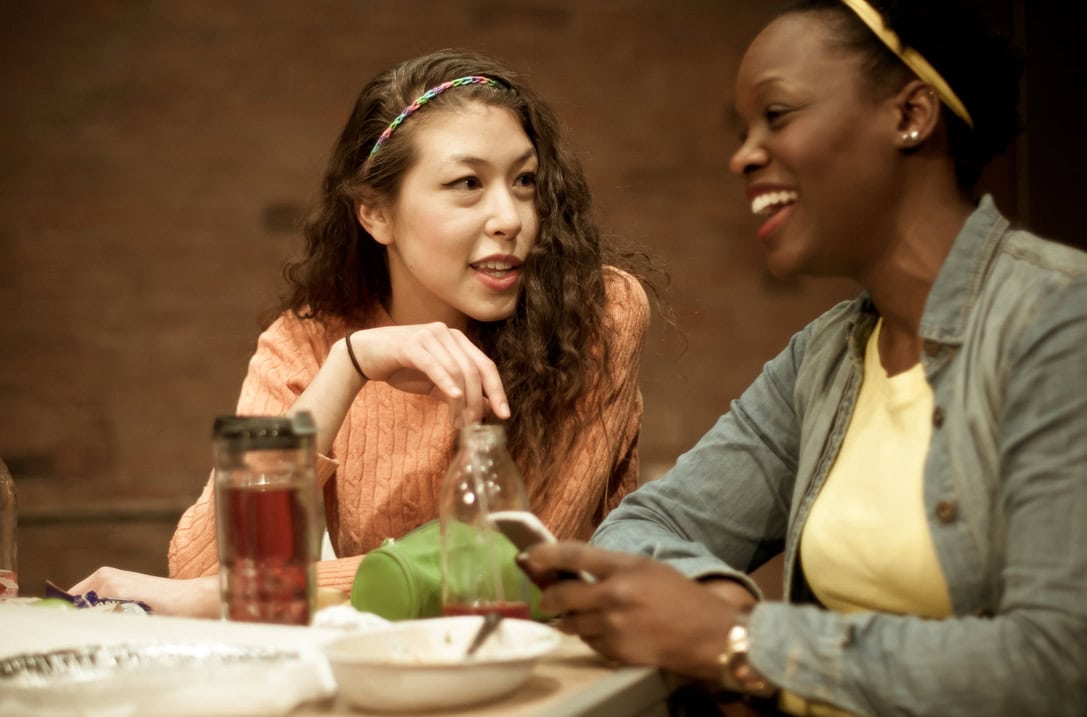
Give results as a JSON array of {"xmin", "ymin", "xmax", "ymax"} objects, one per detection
[{"xmin": 324, "ymin": 616, "xmax": 561, "ymax": 712}]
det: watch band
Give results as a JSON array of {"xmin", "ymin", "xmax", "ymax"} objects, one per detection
[{"xmin": 719, "ymin": 609, "xmax": 777, "ymax": 697}]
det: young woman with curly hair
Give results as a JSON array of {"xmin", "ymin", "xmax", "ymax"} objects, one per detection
[{"xmin": 72, "ymin": 49, "xmax": 653, "ymax": 618}]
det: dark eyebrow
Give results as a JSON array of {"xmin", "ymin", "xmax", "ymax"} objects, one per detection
[
  {"xmin": 447, "ymin": 147, "xmax": 537, "ymax": 168},
  {"xmin": 513, "ymin": 148, "xmax": 538, "ymax": 165}
]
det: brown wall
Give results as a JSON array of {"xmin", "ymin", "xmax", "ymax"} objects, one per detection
[{"xmin": 1, "ymin": 1, "xmax": 1077, "ymax": 598}]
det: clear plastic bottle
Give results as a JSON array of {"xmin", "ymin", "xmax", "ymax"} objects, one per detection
[
  {"xmin": 0, "ymin": 459, "xmax": 17, "ymax": 599},
  {"xmin": 439, "ymin": 423, "xmax": 532, "ymax": 619}
]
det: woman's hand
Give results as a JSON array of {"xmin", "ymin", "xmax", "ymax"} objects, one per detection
[
  {"xmin": 292, "ymin": 322, "xmax": 511, "ymax": 456},
  {"xmin": 68, "ymin": 569, "xmax": 219, "ymax": 619},
  {"xmin": 520, "ymin": 541, "xmax": 743, "ymax": 682},
  {"xmin": 350, "ymin": 324, "xmax": 509, "ymax": 425}
]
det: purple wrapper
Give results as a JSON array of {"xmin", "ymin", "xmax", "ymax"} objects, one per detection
[{"xmin": 45, "ymin": 580, "xmax": 153, "ymax": 614}]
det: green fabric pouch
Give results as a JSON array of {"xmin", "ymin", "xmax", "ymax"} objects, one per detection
[{"xmin": 349, "ymin": 519, "xmax": 543, "ymax": 621}]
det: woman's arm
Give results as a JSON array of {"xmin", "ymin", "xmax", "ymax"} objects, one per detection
[
  {"xmin": 294, "ymin": 323, "xmax": 510, "ymax": 456},
  {"xmin": 590, "ymin": 314, "xmax": 809, "ymax": 592},
  {"xmin": 169, "ymin": 313, "xmax": 511, "ymax": 587},
  {"xmin": 168, "ymin": 314, "xmax": 330, "ymax": 582}
]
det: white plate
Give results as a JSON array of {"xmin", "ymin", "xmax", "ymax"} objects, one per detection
[{"xmin": 324, "ymin": 616, "xmax": 561, "ymax": 712}]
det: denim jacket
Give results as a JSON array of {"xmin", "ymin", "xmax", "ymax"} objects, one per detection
[{"xmin": 593, "ymin": 197, "xmax": 1087, "ymax": 715}]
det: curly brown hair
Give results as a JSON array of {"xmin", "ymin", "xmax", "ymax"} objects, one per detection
[{"xmin": 281, "ymin": 49, "xmax": 653, "ymax": 483}]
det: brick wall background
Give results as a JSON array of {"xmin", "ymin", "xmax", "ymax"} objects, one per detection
[{"xmin": 2, "ymin": 0, "xmax": 1079, "ymax": 599}]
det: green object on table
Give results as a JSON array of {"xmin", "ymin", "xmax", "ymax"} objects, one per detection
[
  {"xmin": 350, "ymin": 519, "xmax": 542, "ymax": 621},
  {"xmin": 31, "ymin": 598, "xmax": 75, "ymax": 610}
]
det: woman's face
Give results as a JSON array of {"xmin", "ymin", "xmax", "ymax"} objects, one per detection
[
  {"xmin": 729, "ymin": 12, "xmax": 900, "ymax": 280},
  {"xmin": 362, "ymin": 102, "xmax": 539, "ymax": 330}
]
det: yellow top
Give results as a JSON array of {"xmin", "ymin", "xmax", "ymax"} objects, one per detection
[{"xmin": 800, "ymin": 319, "xmax": 952, "ymax": 617}]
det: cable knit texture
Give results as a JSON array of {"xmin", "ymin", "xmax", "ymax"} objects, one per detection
[{"xmin": 168, "ymin": 267, "xmax": 649, "ymax": 591}]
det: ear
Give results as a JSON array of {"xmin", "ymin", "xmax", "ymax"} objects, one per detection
[
  {"xmin": 356, "ymin": 201, "xmax": 394, "ymax": 246},
  {"xmin": 893, "ymin": 80, "xmax": 942, "ymax": 150}
]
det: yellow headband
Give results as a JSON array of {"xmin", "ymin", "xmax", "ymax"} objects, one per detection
[{"xmin": 840, "ymin": 0, "xmax": 974, "ymax": 128}]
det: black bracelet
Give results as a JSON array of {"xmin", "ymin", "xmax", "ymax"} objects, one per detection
[{"xmin": 344, "ymin": 332, "xmax": 369, "ymax": 381}]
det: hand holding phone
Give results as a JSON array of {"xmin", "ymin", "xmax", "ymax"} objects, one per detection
[{"xmin": 487, "ymin": 510, "xmax": 596, "ymax": 586}]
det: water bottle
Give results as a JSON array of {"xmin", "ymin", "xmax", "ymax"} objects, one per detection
[{"xmin": 439, "ymin": 423, "xmax": 532, "ymax": 619}]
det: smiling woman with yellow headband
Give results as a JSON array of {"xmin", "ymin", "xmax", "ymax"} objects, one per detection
[{"xmin": 517, "ymin": 0, "xmax": 1087, "ymax": 715}]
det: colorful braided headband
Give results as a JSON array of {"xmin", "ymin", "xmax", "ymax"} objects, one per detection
[
  {"xmin": 840, "ymin": 0, "xmax": 974, "ymax": 128},
  {"xmin": 369, "ymin": 75, "xmax": 503, "ymax": 158}
]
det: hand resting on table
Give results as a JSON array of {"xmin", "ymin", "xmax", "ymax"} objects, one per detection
[{"xmin": 68, "ymin": 568, "xmax": 219, "ymax": 618}]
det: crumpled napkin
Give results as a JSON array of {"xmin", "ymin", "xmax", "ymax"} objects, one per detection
[
  {"xmin": 0, "ymin": 641, "xmax": 336, "ymax": 717},
  {"xmin": 311, "ymin": 604, "xmax": 391, "ymax": 632},
  {"xmin": 0, "ymin": 605, "xmax": 399, "ymax": 717}
]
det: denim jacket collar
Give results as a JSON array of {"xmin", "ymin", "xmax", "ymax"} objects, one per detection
[
  {"xmin": 919, "ymin": 195, "xmax": 1008, "ymax": 346},
  {"xmin": 844, "ymin": 195, "xmax": 1007, "ymax": 368}
]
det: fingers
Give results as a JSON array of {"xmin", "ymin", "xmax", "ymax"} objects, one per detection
[
  {"xmin": 439, "ymin": 330, "xmax": 484, "ymax": 424},
  {"xmin": 67, "ymin": 577, "xmax": 92, "ymax": 594},
  {"xmin": 418, "ymin": 327, "xmax": 472, "ymax": 420},
  {"xmin": 558, "ymin": 608, "xmax": 607, "ymax": 641},
  {"xmin": 554, "ymin": 605, "xmax": 641, "ymax": 667},
  {"xmin": 524, "ymin": 541, "xmax": 639, "ymax": 581},
  {"xmin": 68, "ymin": 566, "xmax": 115, "ymax": 595},
  {"xmin": 426, "ymin": 326, "xmax": 509, "ymax": 425},
  {"xmin": 373, "ymin": 323, "xmax": 508, "ymax": 426},
  {"xmin": 450, "ymin": 330, "xmax": 509, "ymax": 420},
  {"xmin": 523, "ymin": 542, "xmax": 647, "ymax": 616}
]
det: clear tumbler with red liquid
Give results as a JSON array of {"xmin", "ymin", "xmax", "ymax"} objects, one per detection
[
  {"xmin": 213, "ymin": 413, "xmax": 319, "ymax": 625},
  {"xmin": 439, "ymin": 424, "xmax": 532, "ymax": 620}
]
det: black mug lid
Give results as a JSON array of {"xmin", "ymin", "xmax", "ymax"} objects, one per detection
[{"xmin": 212, "ymin": 412, "xmax": 315, "ymax": 450}]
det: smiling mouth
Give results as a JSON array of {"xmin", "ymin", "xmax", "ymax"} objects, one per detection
[
  {"xmin": 750, "ymin": 190, "xmax": 798, "ymax": 216},
  {"xmin": 470, "ymin": 260, "xmax": 520, "ymax": 277}
]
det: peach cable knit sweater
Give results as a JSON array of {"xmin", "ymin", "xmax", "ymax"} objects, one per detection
[{"xmin": 168, "ymin": 268, "xmax": 649, "ymax": 592}]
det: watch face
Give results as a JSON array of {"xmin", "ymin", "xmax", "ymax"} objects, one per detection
[{"xmin": 721, "ymin": 619, "xmax": 774, "ymax": 696}]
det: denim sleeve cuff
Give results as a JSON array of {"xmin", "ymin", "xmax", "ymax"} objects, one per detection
[{"xmin": 746, "ymin": 602, "xmax": 859, "ymax": 711}]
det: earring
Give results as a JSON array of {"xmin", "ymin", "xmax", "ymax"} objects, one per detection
[{"xmin": 902, "ymin": 129, "xmax": 921, "ymax": 144}]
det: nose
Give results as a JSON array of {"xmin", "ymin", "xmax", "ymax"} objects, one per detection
[
  {"xmin": 729, "ymin": 134, "xmax": 768, "ymax": 177},
  {"xmin": 486, "ymin": 187, "xmax": 523, "ymax": 239}
]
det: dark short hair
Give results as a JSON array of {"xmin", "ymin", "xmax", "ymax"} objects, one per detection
[{"xmin": 778, "ymin": 0, "xmax": 1022, "ymax": 192}]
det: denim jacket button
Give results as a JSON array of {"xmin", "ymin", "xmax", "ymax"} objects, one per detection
[
  {"xmin": 975, "ymin": 608, "xmax": 995, "ymax": 618},
  {"xmin": 932, "ymin": 406, "xmax": 946, "ymax": 428},
  {"xmin": 922, "ymin": 340, "xmax": 941, "ymax": 358},
  {"xmin": 935, "ymin": 500, "xmax": 959, "ymax": 523}
]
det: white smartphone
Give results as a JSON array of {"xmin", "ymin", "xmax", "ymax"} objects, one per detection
[{"xmin": 488, "ymin": 510, "xmax": 595, "ymax": 585}]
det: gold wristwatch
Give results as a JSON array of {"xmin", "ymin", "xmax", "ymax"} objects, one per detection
[{"xmin": 719, "ymin": 610, "xmax": 777, "ymax": 698}]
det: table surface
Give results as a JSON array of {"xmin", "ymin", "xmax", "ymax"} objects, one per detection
[{"xmin": 0, "ymin": 603, "xmax": 675, "ymax": 717}]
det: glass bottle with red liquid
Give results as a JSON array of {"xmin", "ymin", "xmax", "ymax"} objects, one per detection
[
  {"xmin": 439, "ymin": 423, "xmax": 532, "ymax": 620},
  {"xmin": 212, "ymin": 413, "xmax": 319, "ymax": 625},
  {"xmin": 0, "ymin": 459, "xmax": 17, "ymax": 599}
]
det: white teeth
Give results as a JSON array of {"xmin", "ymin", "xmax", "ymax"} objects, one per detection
[
  {"xmin": 474, "ymin": 261, "xmax": 514, "ymax": 272},
  {"xmin": 751, "ymin": 190, "xmax": 798, "ymax": 216}
]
